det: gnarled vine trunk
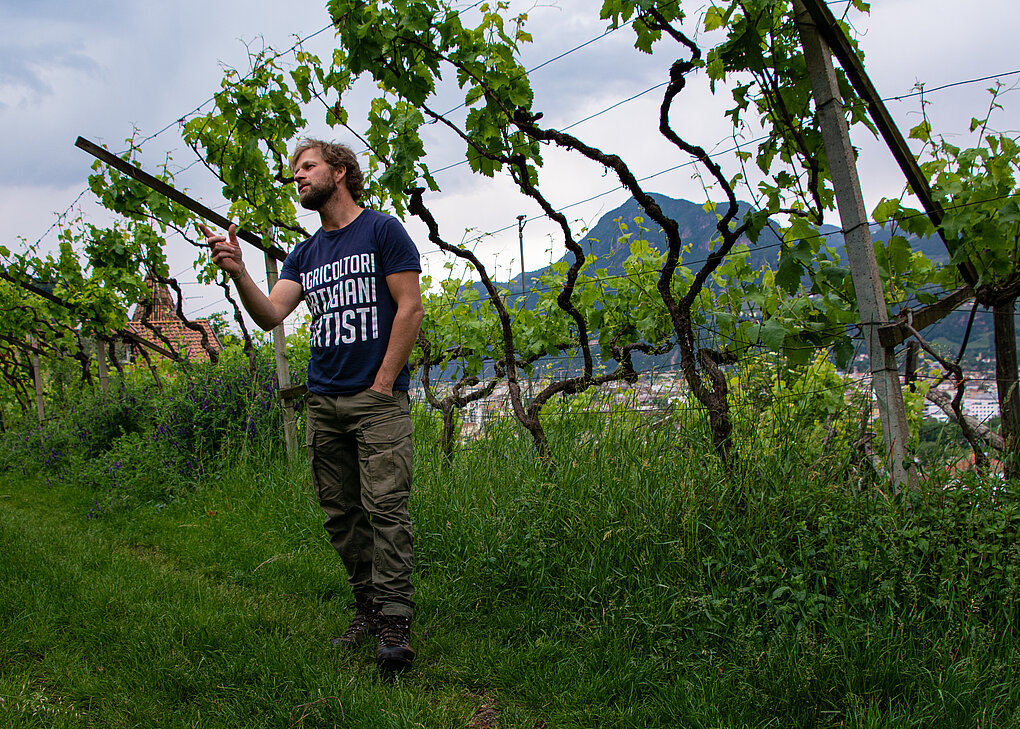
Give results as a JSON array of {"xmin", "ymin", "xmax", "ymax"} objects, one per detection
[{"xmin": 993, "ymin": 300, "xmax": 1020, "ymax": 478}]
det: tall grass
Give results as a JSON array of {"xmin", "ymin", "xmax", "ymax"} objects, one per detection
[
  {"xmin": 411, "ymin": 397, "xmax": 1020, "ymax": 726},
  {"xmin": 1, "ymin": 362, "xmax": 1018, "ymax": 727}
]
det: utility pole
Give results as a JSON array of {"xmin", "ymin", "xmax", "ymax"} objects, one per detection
[{"xmin": 794, "ymin": 0, "xmax": 916, "ymax": 492}]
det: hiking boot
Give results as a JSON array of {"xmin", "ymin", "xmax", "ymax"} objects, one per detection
[
  {"xmin": 376, "ymin": 614, "xmax": 414, "ymax": 672},
  {"xmin": 330, "ymin": 597, "xmax": 380, "ymax": 649}
]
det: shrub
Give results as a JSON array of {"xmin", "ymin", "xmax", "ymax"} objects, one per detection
[
  {"xmin": 79, "ymin": 431, "xmax": 183, "ymax": 518},
  {"xmin": 0, "ymin": 347, "xmax": 287, "ymax": 516},
  {"xmin": 152, "ymin": 349, "xmax": 283, "ymax": 480},
  {"xmin": 0, "ymin": 381, "xmax": 154, "ymax": 482}
]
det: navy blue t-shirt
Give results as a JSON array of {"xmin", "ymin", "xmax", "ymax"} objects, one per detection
[{"xmin": 279, "ymin": 209, "xmax": 421, "ymax": 395}]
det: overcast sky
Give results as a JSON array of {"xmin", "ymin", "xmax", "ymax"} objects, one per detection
[{"xmin": 1, "ymin": 0, "xmax": 1017, "ymax": 327}]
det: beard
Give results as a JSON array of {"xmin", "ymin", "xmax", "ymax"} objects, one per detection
[{"xmin": 299, "ymin": 177, "xmax": 337, "ymax": 211}]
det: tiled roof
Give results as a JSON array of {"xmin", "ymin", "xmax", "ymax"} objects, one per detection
[
  {"xmin": 947, "ymin": 452, "xmax": 1004, "ymax": 477},
  {"xmin": 127, "ymin": 279, "xmax": 223, "ymax": 362}
]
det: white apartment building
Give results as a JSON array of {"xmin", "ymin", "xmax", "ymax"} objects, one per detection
[
  {"xmin": 923, "ymin": 389, "xmax": 1000, "ymax": 423},
  {"xmin": 964, "ymin": 395, "xmax": 999, "ymax": 422}
]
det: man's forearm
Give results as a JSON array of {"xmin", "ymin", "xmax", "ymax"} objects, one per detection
[
  {"xmin": 205, "ymin": 222, "xmax": 299, "ymax": 330},
  {"xmin": 231, "ymin": 270, "xmax": 282, "ymax": 331}
]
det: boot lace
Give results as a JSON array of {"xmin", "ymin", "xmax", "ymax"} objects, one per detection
[
  {"xmin": 340, "ymin": 610, "xmax": 376, "ymax": 641},
  {"xmin": 378, "ymin": 616, "xmax": 411, "ymax": 648}
]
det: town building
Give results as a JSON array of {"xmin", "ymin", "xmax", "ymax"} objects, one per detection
[{"xmin": 126, "ymin": 278, "xmax": 222, "ymax": 363}]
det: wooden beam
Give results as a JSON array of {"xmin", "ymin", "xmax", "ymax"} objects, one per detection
[
  {"xmin": 878, "ymin": 286, "xmax": 975, "ymax": 348},
  {"xmin": 279, "ymin": 384, "xmax": 308, "ymax": 401},
  {"xmin": 74, "ymin": 136, "xmax": 287, "ymax": 262},
  {"xmin": 118, "ymin": 328, "xmax": 179, "ymax": 360},
  {"xmin": 797, "ymin": 0, "xmax": 979, "ymax": 288}
]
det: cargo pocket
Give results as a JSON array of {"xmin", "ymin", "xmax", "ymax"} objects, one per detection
[
  {"xmin": 305, "ymin": 395, "xmax": 342, "ymax": 507},
  {"xmin": 360, "ymin": 413, "xmax": 414, "ymax": 503},
  {"xmin": 305, "ymin": 395, "xmax": 320, "ymax": 493}
]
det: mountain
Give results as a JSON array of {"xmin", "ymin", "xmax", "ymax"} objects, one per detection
[
  {"xmin": 499, "ymin": 193, "xmax": 956, "ymax": 298},
  {"xmin": 502, "ymin": 195, "xmax": 781, "ymax": 297},
  {"xmin": 468, "ymin": 193, "xmax": 992, "ymax": 365}
]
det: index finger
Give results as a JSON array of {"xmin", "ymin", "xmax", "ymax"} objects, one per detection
[{"xmin": 198, "ymin": 223, "xmax": 215, "ymax": 238}]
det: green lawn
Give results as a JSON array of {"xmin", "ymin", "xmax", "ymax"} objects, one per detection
[{"xmin": 2, "ymin": 415, "xmax": 1019, "ymax": 727}]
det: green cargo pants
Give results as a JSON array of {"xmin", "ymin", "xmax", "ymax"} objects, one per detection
[{"xmin": 306, "ymin": 389, "xmax": 415, "ymax": 618}]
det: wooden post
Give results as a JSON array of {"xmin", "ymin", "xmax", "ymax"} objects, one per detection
[
  {"xmin": 794, "ymin": 0, "xmax": 917, "ymax": 492},
  {"xmin": 28, "ymin": 334, "xmax": 44, "ymax": 423},
  {"xmin": 96, "ymin": 338, "xmax": 109, "ymax": 394},
  {"xmin": 796, "ymin": 0, "xmax": 978, "ymax": 287},
  {"xmin": 264, "ymin": 250, "xmax": 299, "ymax": 459}
]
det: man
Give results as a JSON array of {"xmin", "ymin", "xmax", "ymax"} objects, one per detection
[{"xmin": 201, "ymin": 139, "xmax": 424, "ymax": 673}]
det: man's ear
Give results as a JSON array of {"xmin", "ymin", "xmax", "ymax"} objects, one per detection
[{"xmin": 334, "ymin": 165, "xmax": 347, "ymax": 185}]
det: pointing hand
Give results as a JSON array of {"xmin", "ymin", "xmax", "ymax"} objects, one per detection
[{"xmin": 200, "ymin": 223, "xmax": 246, "ymax": 282}]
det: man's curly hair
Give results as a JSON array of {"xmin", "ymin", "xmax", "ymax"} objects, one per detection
[{"xmin": 289, "ymin": 139, "xmax": 365, "ymax": 202}]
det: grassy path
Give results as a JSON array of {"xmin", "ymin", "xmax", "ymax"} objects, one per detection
[
  {"xmin": 3, "ymin": 435, "xmax": 1020, "ymax": 728},
  {"xmin": 0, "ymin": 468, "xmax": 509, "ymax": 729}
]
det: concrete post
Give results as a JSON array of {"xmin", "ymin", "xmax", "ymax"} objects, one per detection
[
  {"xmin": 29, "ymin": 334, "xmax": 44, "ymax": 423},
  {"xmin": 264, "ymin": 249, "xmax": 299, "ymax": 459},
  {"xmin": 793, "ymin": 0, "xmax": 916, "ymax": 491}
]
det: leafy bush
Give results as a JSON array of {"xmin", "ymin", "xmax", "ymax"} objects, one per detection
[
  {"xmin": 72, "ymin": 387, "xmax": 154, "ymax": 459},
  {"xmin": 0, "ymin": 421, "xmax": 49, "ymax": 478},
  {"xmin": 0, "ymin": 346, "xmax": 286, "ymax": 515},
  {"xmin": 0, "ymin": 382, "xmax": 153, "ymax": 483},
  {"xmin": 152, "ymin": 350, "xmax": 282, "ymax": 480},
  {"xmin": 79, "ymin": 431, "xmax": 182, "ymax": 518}
]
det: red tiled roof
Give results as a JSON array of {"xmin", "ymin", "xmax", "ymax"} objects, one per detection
[
  {"xmin": 127, "ymin": 279, "xmax": 223, "ymax": 362},
  {"xmin": 946, "ymin": 452, "xmax": 1004, "ymax": 476}
]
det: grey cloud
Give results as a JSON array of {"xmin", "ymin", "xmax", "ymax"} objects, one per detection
[
  {"xmin": 0, "ymin": 0, "xmax": 129, "ymax": 24},
  {"xmin": 0, "ymin": 44, "xmax": 101, "ymax": 103}
]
